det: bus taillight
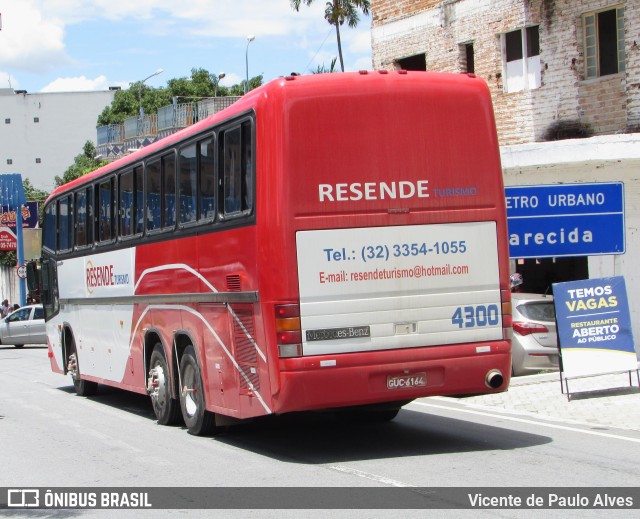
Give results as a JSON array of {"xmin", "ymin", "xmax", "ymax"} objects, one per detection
[
  {"xmin": 501, "ymin": 290, "xmax": 513, "ymax": 340},
  {"xmin": 275, "ymin": 304, "xmax": 302, "ymax": 358}
]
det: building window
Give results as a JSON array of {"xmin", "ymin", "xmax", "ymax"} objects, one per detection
[
  {"xmin": 34, "ymin": 117, "xmax": 40, "ymax": 123},
  {"xmin": 584, "ymin": 7, "xmax": 625, "ymax": 79},
  {"xmin": 35, "ymin": 158, "xmax": 42, "ymax": 164},
  {"xmin": 501, "ymin": 26, "xmax": 541, "ymax": 93},
  {"xmin": 6, "ymin": 159, "xmax": 12, "ymax": 165},
  {"xmin": 4, "ymin": 118, "xmax": 9, "ymax": 124},
  {"xmin": 395, "ymin": 54, "xmax": 426, "ymax": 71},
  {"xmin": 460, "ymin": 43, "xmax": 475, "ymax": 73}
]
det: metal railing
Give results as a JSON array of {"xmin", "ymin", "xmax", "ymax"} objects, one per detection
[
  {"xmin": 97, "ymin": 124, "xmax": 124, "ymax": 146},
  {"xmin": 157, "ymin": 103, "xmax": 196, "ymax": 132},
  {"xmin": 98, "ymin": 96, "xmax": 242, "ymax": 146}
]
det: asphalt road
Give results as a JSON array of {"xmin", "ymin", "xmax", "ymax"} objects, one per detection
[{"xmin": 1, "ymin": 346, "xmax": 639, "ymax": 518}]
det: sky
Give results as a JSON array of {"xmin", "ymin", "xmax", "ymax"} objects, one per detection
[{"xmin": 0, "ymin": 0, "xmax": 373, "ymax": 93}]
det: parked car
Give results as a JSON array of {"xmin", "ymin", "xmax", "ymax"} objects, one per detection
[
  {"xmin": 0, "ymin": 304, "xmax": 46, "ymax": 348},
  {"xmin": 511, "ymin": 293, "xmax": 559, "ymax": 376}
]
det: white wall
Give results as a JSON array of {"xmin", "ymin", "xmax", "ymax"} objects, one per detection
[
  {"xmin": 0, "ymin": 265, "xmax": 21, "ymax": 305},
  {"xmin": 0, "ymin": 89, "xmax": 115, "ymax": 191}
]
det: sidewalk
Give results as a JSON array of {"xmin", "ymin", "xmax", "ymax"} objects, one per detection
[{"xmin": 450, "ymin": 368, "xmax": 640, "ymax": 432}]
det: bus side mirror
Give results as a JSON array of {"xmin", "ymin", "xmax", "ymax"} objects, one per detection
[{"xmin": 26, "ymin": 260, "xmax": 41, "ymax": 296}]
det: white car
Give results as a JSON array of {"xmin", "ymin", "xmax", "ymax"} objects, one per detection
[
  {"xmin": 0, "ymin": 305, "xmax": 46, "ymax": 348},
  {"xmin": 511, "ymin": 293, "xmax": 559, "ymax": 376}
]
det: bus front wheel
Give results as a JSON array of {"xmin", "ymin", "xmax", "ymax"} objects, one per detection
[
  {"xmin": 178, "ymin": 345, "xmax": 218, "ymax": 436},
  {"xmin": 67, "ymin": 338, "xmax": 98, "ymax": 397},
  {"xmin": 148, "ymin": 344, "xmax": 181, "ymax": 426}
]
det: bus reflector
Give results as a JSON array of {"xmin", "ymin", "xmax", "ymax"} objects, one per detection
[
  {"xmin": 276, "ymin": 304, "xmax": 302, "ymax": 358},
  {"xmin": 279, "ymin": 343, "xmax": 302, "ymax": 358},
  {"xmin": 501, "ymin": 290, "xmax": 512, "ymax": 341}
]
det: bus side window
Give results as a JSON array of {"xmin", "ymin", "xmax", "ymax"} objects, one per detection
[
  {"xmin": 98, "ymin": 179, "xmax": 114, "ymax": 242},
  {"xmin": 58, "ymin": 195, "xmax": 72, "ymax": 252},
  {"xmin": 146, "ymin": 159, "xmax": 161, "ymax": 231},
  {"xmin": 179, "ymin": 143, "xmax": 197, "ymax": 224},
  {"xmin": 242, "ymin": 121, "xmax": 253, "ymax": 212},
  {"xmin": 134, "ymin": 166, "xmax": 145, "ymax": 234},
  {"xmin": 43, "ymin": 204, "xmax": 57, "ymax": 252},
  {"xmin": 86, "ymin": 186, "xmax": 94, "ymax": 245},
  {"xmin": 119, "ymin": 169, "xmax": 134, "ymax": 237},
  {"xmin": 199, "ymin": 138, "xmax": 216, "ymax": 220},
  {"xmin": 220, "ymin": 127, "xmax": 242, "ymax": 216},
  {"xmin": 162, "ymin": 153, "xmax": 176, "ymax": 229},
  {"xmin": 75, "ymin": 190, "xmax": 87, "ymax": 247}
]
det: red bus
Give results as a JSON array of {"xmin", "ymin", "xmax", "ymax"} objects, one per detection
[{"xmin": 33, "ymin": 72, "xmax": 512, "ymax": 435}]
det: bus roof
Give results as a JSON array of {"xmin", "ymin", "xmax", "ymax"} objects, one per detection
[{"xmin": 47, "ymin": 71, "xmax": 490, "ymax": 202}]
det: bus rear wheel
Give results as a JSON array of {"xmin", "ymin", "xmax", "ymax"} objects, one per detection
[
  {"xmin": 148, "ymin": 344, "xmax": 181, "ymax": 426},
  {"xmin": 179, "ymin": 345, "xmax": 218, "ymax": 436}
]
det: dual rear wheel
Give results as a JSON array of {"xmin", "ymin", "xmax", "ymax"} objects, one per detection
[
  {"xmin": 149, "ymin": 343, "xmax": 219, "ymax": 436},
  {"xmin": 178, "ymin": 345, "xmax": 218, "ymax": 435},
  {"xmin": 148, "ymin": 344, "xmax": 181, "ymax": 425}
]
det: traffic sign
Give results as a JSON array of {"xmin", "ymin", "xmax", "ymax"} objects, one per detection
[{"xmin": 505, "ymin": 182, "xmax": 625, "ymax": 258}]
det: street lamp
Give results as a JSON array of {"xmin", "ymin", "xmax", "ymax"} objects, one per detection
[
  {"xmin": 245, "ymin": 35, "xmax": 255, "ymax": 95},
  {"xmin": 139, "ymin": 68, "xmax": 164, "ymax": 118},
  {"xmin": 214, "ymin": 72, "xmax": 226, "ymax": 97}
]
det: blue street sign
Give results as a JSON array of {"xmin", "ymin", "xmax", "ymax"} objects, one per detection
[{"xmin": 505, "ymin": 182, "xmax": 625, "ymax": 258}]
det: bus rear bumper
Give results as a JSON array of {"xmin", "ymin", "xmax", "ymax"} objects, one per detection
[{"xmin": 274, "ymin": 343, "xmax": 511, "ymax": 414}]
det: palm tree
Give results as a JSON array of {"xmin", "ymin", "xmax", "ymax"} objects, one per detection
[{"xmin": 290, "ymin": 0, "xmax": 370, "ymax": 73}]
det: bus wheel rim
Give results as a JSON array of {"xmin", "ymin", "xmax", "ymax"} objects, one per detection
[{"xmin": 183, "ymin": 366, "xmax": 198, "ymax": 417}]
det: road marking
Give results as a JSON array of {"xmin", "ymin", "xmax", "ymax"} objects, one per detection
[
  {"xmin": 410, "ymin": 400, "xmax": 640, "ymax": 444},
  {"xmin": 329, "ymin": 466, "xmax": 414, "ymax": 487}
]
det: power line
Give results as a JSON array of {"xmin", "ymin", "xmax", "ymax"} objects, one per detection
[{"xmin": 303, "ymin": 26, "xmax": 334, "ymax": 74}]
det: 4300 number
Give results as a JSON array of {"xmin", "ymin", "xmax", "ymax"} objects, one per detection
[{"xmin": 451, "ymin": 304, "xmax": 500, "ymax": 328}]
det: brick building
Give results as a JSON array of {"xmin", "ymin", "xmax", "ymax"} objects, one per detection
[
  {"xmin": 371, "ymin": 0, "xmax": 639, "ymax": 145},
  {"xmin": 371, "ymin": 1, "xmax": 640, "ymax": 353}
]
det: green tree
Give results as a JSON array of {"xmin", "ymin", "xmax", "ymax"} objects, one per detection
[
  {"xmin": 22, "ymin": 179, "xmax": 48, "ymax": 229},
  {"xmin": 229, "ymin": 75, "xmax": 263, "ymax": 96},
  {"xmin": 97, "ymin": 69, "xmax": 263, "ymax": 126},
  {"xmin": 54, "ymin": 141, "xmax": 107, "ymax": 187},
  {"xmin": 312, "ymin": 57, "xmax": 338, "ymax": 74},
  {"xmin": 290, "ymin": 0, "xmax": 370, "ymax": 72},
  {"xmin": 22, "ymin": 179, "xmax": 49, "ymax": 205},
  {"xmin": 98, "ymin": 83, "xmax": 172, "ymax": 126}
]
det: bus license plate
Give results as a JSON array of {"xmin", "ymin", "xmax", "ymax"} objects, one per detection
[{"xmin": 387, "ymin": 372, "xmax": 427, "ymax": 390}]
